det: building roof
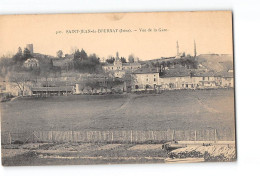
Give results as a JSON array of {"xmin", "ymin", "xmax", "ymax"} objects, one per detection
[
  {"xmin": 122, "ymin": 62, "xmax": 141, "ymax": 66},
  {"xmin": 102, "ymin": 62, "xmax": 141, "ymax": 67},
  {"xmin": 161, "ymin": 68, "xmax": 191, "ymax": 77},
  {"xmin": 161, "ymin": 68, "xmax": 225, "ymax": 78},
  {"xmin": 132, "ymin": 67, "xmax": 160, "ymax": 74},
  {"xmin": 214, "ymin": 71, "xmax": 234, "ymax": 78},
  {"xmin": 24, "ymin": 58, "xmax": 38, "ymax": 63},
  {"xmin": 31, "ymin": 86, "xmax": 74, "ymax": 92}
]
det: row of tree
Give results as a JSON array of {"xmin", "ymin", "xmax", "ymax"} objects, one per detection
[
  {"xmin": 13, "ymin": 47, "xmax": 32, "ymax": 64},
  {"xmin": 106, "ymin": 54, "xmax": 139, "ymax": 64},
  {"xmin": 72, "ymin": 49, "xmax": 101, "ymax": 73}
]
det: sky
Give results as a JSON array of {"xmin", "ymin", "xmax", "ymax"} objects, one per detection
[{"xmin": 0, "ymin": 11, "xmax": 233, "ymax": 61}]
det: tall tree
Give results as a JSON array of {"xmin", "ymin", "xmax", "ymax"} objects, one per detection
[
  {"xmin": 120, "ymin": 57, "xmax": 127, "ymax": 63},
  {"xmin": 80, "ymin": 49, "xmax": 88, "ymax": 60},
  {"xmin": 128, "ymin": 54, "xmax": 135, "ymax": 63},
  {"xmin": 106, "ymin": 57, "xmax": 115, "ymax": 64},
  {"xmin": 73, "ymin": 49, "xmax": 81, "ymax": 60},
  {"xmin": 23, "ymin": 48, "xmax": 32, "ymax": 60},
  {"xmin": 8, "ymin": 72, "xmax": 32, "ymax": 96},
  {"xmin": 13, "ymin": 47, "xmax": 23, "ymax": 63}
]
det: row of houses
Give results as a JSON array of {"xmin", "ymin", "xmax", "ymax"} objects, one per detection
[
  {"xmin": 2, "ymin": 68, "xmax": 234, "ymax": 97},
  {"xmin": 131, "ymin": 68, "xmax": 234, "ymax": 92}
]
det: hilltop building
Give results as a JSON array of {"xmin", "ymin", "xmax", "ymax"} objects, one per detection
[
  {"xmin": 102, "ymin": 52, "xmax": 141, "ymax": 78},
  {"xmin": 23, "ymin": 58, "xmax": 39, "ymax": 68},
  {"xmin": 26, "ymin": 44, "xmax": 34, "ymax": 54}
]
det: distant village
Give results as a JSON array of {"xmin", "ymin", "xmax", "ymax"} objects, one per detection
[{"xmin": 0, "ymin": 42, "xmax": 234, "ymax": 101}]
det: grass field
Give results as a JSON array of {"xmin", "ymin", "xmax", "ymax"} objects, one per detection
[
  {"xmin": 1, "ymin": 89, "xmax": 235, "ymax": 133},
  {"xmin": 1, "ymin": 89, "xmax": 236, "ymax": 166}
]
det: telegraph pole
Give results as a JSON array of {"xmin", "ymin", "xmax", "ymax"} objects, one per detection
[
  {"xmin": 194, "ymin": 40, "xmax": 197, "ymax": 57},
  {"xmin": 176, "ymin": 41, "xmax": 179, "ymax": 56}
]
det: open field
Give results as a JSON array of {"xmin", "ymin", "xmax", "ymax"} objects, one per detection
[
  {"xmin": 1, "ymin": 89, "xmax": 235, "ymax": 133},
  {"xmin": 1, "ymin": 89, "xmax": 236, "ymax": 165}
]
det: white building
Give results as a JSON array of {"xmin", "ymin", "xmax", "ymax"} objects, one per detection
[
  {"xmin": 24, "ymin": 58, "xmax": 39, "ymax": 68},
  {"xmin": 131, "ymin": 68, "xmax": 160, "ymax": 91},
  {"xmin": 102, "ymin": 52, "xmax": 141, "ymax": 78},
  {"xmin": 131, "ymin": 68, "xmax": 234, "ymax": 92}
]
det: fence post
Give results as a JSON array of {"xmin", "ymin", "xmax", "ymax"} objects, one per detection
[
  {"xmin": 99, "ymin": 131, "xmax": 102, "ymax": 143},
  {"xmin": 214, "ymin": 129, "xmax": 217, "ymax": 143},
  {"xmin": 8, "ymin": 132, "xmax": 12, "ymax": 144},
  {"xmin": 130, "ymin": 130, "xmax": 133, "ymax": 143},
  {"xmin": 32, "ymin": 131, "xmax": 35, "ymax": 143},
  {"xmin": 111, "ymin": 131, "xmax": 114, "ymax": 143},
  {"xmin": 72, "ymin": 130, "xmax": 74, "ymax": 142},
  {"xmin": 172, "ymin": 130, "xmax": 175, "ymax": 141},
  {"xmin": 194, "ymin": 130, "xmax": 197, "ymax": 142}
]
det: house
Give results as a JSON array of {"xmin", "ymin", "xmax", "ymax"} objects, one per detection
[
  {"xmin": 131, "ymin": 67, "xmax": 160, "ymax": 92},
  {"xmin": 192, "ymin": 71, "xmax": 219, "ymax": 89},
  {"xmin": 215, "ymin": 71, "xmax": 234, "ymax": 88},
  {"xmin": 23, "ymin": 58, "xmax": 39, "ymax": 68},
  {"xmin": 160, "ymin": 68, "xmax": 194, "ymax": 90}
]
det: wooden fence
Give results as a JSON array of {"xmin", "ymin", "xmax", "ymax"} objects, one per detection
[{"xmin": 1, "ymin": 129, "xmax": 235, "ymax": 145}]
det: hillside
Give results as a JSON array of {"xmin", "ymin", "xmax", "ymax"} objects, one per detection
[{"xmin": 197, "ymin": 54, "xmax": 233, "ymax": 72}]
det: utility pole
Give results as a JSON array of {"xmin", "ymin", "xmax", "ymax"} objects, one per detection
[
  {"xmin": 194, "ymin": 40, "xmax": 197, "ymax": 57},
  {"xmin": 66, "ymin": 63, "xmax": 68, "ymax": 96},
  {"xmin": 176, "ymin": 41, "xmax": 179, "ymax": 56}
]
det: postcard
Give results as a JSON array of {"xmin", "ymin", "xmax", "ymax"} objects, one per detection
[{"xmin": 0, "ymin": 11, "xmax": 236, "ymax": 166}]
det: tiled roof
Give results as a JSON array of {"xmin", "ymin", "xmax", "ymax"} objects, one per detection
[
  {"xmin": 122, "ymin": 62, "xmax": 141, "ymax": 66},
  {"xmin": 31, "ymin": 86, "xmax": 74, "ymax": 92},
  {"xmin": 133, "ymin": 67, "xmax": 159, "ymax": 74},
  {"xmin": 161, "ymin": 68, "xmax": 191, "ymax": 77}
]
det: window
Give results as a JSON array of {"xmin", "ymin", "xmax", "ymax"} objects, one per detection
[
  {"xmin": 146, "ymin": 78, "xmax": 149, "ymax": 82},
  {"xmin": 135, "ymin": 85, "xmax": 139, "ymax": 89},
  {"xmin": 154, "ymin": 78, "xmax": 156, "ymax": 82}
]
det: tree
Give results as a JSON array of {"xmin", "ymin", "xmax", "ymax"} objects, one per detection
[
  {"xmin": 80, "ymin": 49, "xmax": 88, "ymax": 60},
  {"xmin": 23, "ymin": 48, "xmax": 32, "ymax": 60},
  {"xmin": 56, "ymin": 50, "xmax": 63, "ymax": 58},
  {"xmin": 73, "ymin": 49, "xmax": 81, "ymax": 60},
  {"xmin": 8, "ymin": 72, "xmax": 32, "ymax": 96},
  {"xmin": 120, "ymin": 57, "xmax": 127, "ymax": 63},
  {"xmin": 13, "ymin": 47, "xmax": 23, "ymax": 63},
  {"xmin": 128, "ymin": 54, "xmax": 135, "ymax": 63},
  {"xmin": 106, "ymin": 57, "xmax": 115, "ymax": 64}
]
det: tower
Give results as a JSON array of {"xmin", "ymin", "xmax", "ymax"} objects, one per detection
[
  {"xmin": 114, "ymin": 51, "xmax": 122, "ymax": 66},
  {"xmin": 194, "ymin": 40, "xmax": 197, "ymax": 57},
  {"xmin": 176, "ymin": 41, "xmax": 179, "ymax": 56},
  {"xmin": 26, "ymin": 44, "xmax": 34, "ymax": 54}
]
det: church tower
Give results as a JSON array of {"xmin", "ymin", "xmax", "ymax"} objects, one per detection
[{"xmin": 114, "ymin": 51, "xmax": 122, "ymax": 67}]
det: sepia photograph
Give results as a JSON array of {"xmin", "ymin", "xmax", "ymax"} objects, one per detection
[{"xmin": 0, "ymin": 11, "xmax": 236, "ymax": 166}]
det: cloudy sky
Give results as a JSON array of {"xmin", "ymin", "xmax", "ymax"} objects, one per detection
[{"xmin": 0, "ymin": 11, "xmax": 233, "ymax": 60}]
